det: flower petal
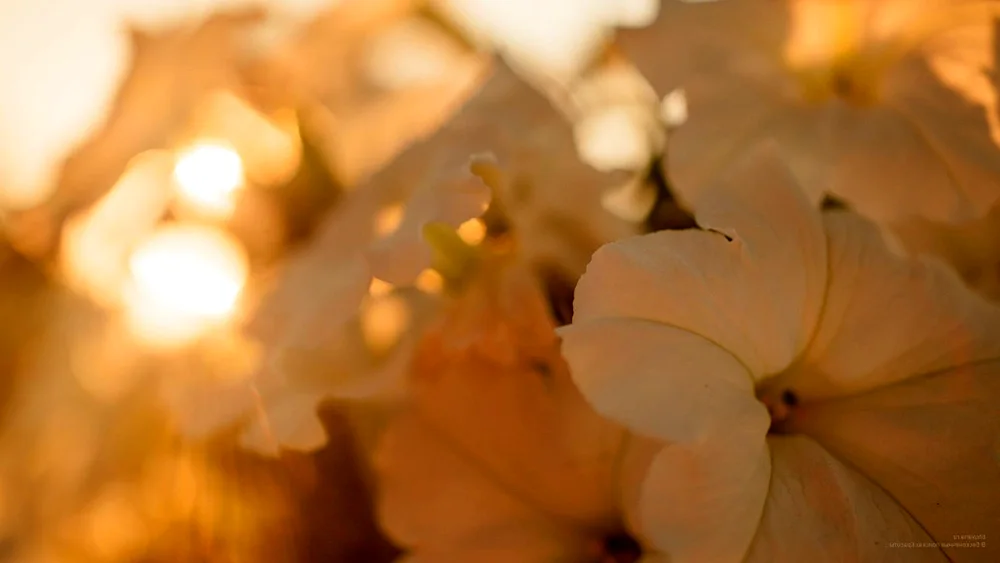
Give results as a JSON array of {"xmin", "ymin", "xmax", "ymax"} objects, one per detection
[
  {"xmin": 663, "ymin": 75, "xmax": 823, "ymax": 209},
  {"xmin": 877, "ymin": 55, "xmax": 1000, "ymax": 221},
  {"xmin": 745, "ymin": 435, "xmax": 944, "ymax": 563},
  {"xmin": 889, "ymin": 203, "xmax": 1000, "ymax": 301},
  {"xmin": 772, "ymin": 212, "xmax": 1000, "ymax": 400},
  {"xmin": 636, "ymin": 426, "xmax": 771, "ymax": 563},
  {"xmin": 559, "ymin": 317, "xmax": 767, "ymax": 443},
  {"xmin": 573, "ymin": 147, "xmax": 827, "ymax": 378},
  {"xmin": 368, "ymin": 154, "xmax": 491, "ymax": 285},
  {"xmin": 826, "ymin": 102, "xmax": 975, "ymax": 223},
  {"xmin": 374, "ymin": 411, "xmax": 584, "ymax": 556},
  {"xmin": 788, "ymin": 360, "xmax": 1000, "ymax": 561},
  {"xmin": 615, "ymin": 0, "xmax": 790, "ymax": 95},
  {"xmin": 411, "ymin": 334, "xmax": 625, "ymax": 526},
  {"xmin": 239, "ymin": 390, "xmax": 327, "ymax": 457}
]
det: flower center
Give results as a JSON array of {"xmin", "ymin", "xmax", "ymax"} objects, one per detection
[
  {"xmin": 785, "ymin": 1, "xmax": 997, "ymax": 107},
  {"xmin": 757, "ymin": 387, "xmax": 799, "ymax": 435},
  {"xmin": 597, "ymin": 531, "xmax": 643, "ymax": 563},
  {"xmin": 784, "ymin": 2, "xmax": 883, "ymax": 106}
]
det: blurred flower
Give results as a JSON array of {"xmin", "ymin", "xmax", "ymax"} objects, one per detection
[
  {"xmin": 364, "ymin": 16, "xmax": 480, "ymax": 91},
  {"xmin": 559, "ymin": 148, "xmax": 1000, "ymax": 561},
  {"xmin": 620, "ymin": 0, "xmax": 1000, "ymax": 223},
  {"xmin": 3, "ymin": 7, "xmax": 264, "ymax": 260},
  {"xmin": 374, "ymin": 257, "xmax": 641, "ymax": 562},
  {"xmin": 274, "ymin": 1, "xmax": 489, "ymax": 186},
  {"xmin": 0, "ymin": 2, "xmax": 263, "ymax": 211},
  {"xmin": 367, "ymin": 153, "xmax": 491, "ymax": 284},
  {"xmin": 366, "ymin": 62, "xmax": 637, "ymax": 277},
  {"xmin": 171, "ymin": 152, "xmax": 486, "ymax": 455},
  {"xmin": 569, "ymin": 54, "xmax": 664, "ymax": 174},
  {"xmin": 0, "ymin": 0, "xmax": 132, "ymax": 209},
  {"xmin": 434, "ymin": 0, "xmax": 659, "ymax": 84},
  {"xmin": 163, "ymin": 64, "xmax": 636, "ymax": 459}
]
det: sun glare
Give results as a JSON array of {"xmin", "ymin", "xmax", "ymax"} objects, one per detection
[
  {"xmin": 125, "ymin": 225, "xmax": 249, "ymax": 348},
  {"xmin": 173, "ymin": 142, "xmax": 244, "ymax": 217}
]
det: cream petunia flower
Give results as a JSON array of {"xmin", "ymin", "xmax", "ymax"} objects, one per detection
[
  {"xmin": 559, "ymin": 148, "xmax": 1000, "ymax": 562},
  {"xmin": 619, "ymin": 0, "xmax": 1000, "ymax": 223},
  {"xmin": 191, "ymin": 63, "xmax": 633, "ymax": 456},
  {"xmin": 374, "ymin": 257, "xmax": 649, "ymax": 563}
]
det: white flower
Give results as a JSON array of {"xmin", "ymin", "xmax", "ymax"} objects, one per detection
[
  {"xmin": 176, "ymin": 63, "xmax": 637, "ymax": 456},
  {"xmin": 619, "ymin": 0, "xmax": 1000, "ymax": 223},
  {"xmin": 559, "ymin": 147, "xmax": 1000, "ymax": 562},
  {"xmin": 434, "ymin": 0, "xmax": 660, "ymax": 84},
  {"xmin": 373, "ymin": 259, "xmax": 638, "ymax": 562},
  {"xmin": 360, "ymin": 63, "xmax": 638, "ymax": 279}
]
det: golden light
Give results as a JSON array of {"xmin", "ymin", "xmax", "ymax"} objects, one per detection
[
  {"xmin": 361, "ymin": 294, "xmax": 411, "ymax": 355},
  {"xmin": 785, "ymin": 2, "xmax": 864, "ymax": 68},
  {"xmin": 60, "ymin": 150, "xmax": 173, "ymax": 307},
  {"xmin": 78, "ymin": 485, "xmax": 149, "ymax": 561},
  {"xmin": 187, "ymin": 91, "xmax": 302, "ymax": 187},
  {"xmin": 457, "ymin": 217, "xmax": 487, "ymax": 245},
  {"xmin": 141, "ymin": 453, "xmax": 201, "ymax": 523},
  {"xmin": 374, "ymin": 203, "xmax": 405, "ymax": 236},
  {"xmin": 415, "ymin": 268, "xmax": 444, "ymax": 294},
  {"xmin": 661, "ymin": 89, "xmax": 688, "ymax": 127},
  {"xmin": 125, "ymin": 225, "xmax": 249, "ymax": 348},
  {"xmin": 368, "ymin": 277, "xmax": 394, "ymax": 297},
  {"xmin": 173, "ymin": 141, "xmax": 244, "ymax": 217}
]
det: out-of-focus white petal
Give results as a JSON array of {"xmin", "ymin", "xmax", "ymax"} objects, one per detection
[
  {"xmin": 367, "ymin": 154, "xmax": 491, "ymax": 285},
  {"xmin": 826, "ymin": 101, "xmax": 979, "ymax": 223},
  {"xmin": 239, "ymin": 389, "xmax": 327, "ymax": 456},
  {"xmin": 375, "ymin": 411, "xmax": 586, "ymax": 556},
  {"xmin": 872, "ymin": 55, "xmax": 1000, "ymax": 221},
  {"xmin": 411, "ymin": 272, "xmax": 626, "ymax": 524},
  {"xmin": 889, "ymin": 203, "xmax": 1000, "ymax": 301},
  {"xmin": 278, "ymin": 254, "xmax": 373, "ymax": 348},
  {"xmin": 434, "ymin": 0, "xmax": 656, "ymax": 84},
  {"xmin": 601, "ymin": 175, "xmax": 657, "ymax": 223},
  {"xmin": 364, "ymin": 16, "xmax": 478, "ymax": 91},
  {"xmin": 159, "ymin": 374, "xmax": 256, "ymax": 438},
  {"xmin": 574, "ymin": 148, "xmax": 827, "ymax": 378},
  {"xmin": 559, "ymin": 317, "xmax": 767, "ymax": 443},
  {"xmin": 661, "ymin": 74, "xmax": 804, "ymax": 208},
  {"xmin": 615, "ymin": 0, "xmax": 790, "ymax": 96},
  {"xmin": 621, "ymin": 1, "xmax": 1000, "ymax": 224},
  {"xmin": 250, "ymin": 177, "xmax": 384, "ymax": 347},
  {"xmin": 771, "ymin": 212, "xmax": 1000, "ymax": 400},
  {"xmin": 788, "ymin": 360, "xmax": 1000, "ymax": 561},
  {"xmin": 574, "ymin": 106, "xmax": 657, "ymax": 172},
  {"xmin": 637, "ymin": 426, "xmax": 771, "ymax": 563},
  {"xmin": 0, "ymin": 0, "xmax": 127, "ymax": 208},
  {"xmin": 355, "ymin": 62, "xmax": 633, "ymax": 278},
  {"xmin": 745, "ymin": 436, "xmax": 944, "ymax": 563}
]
